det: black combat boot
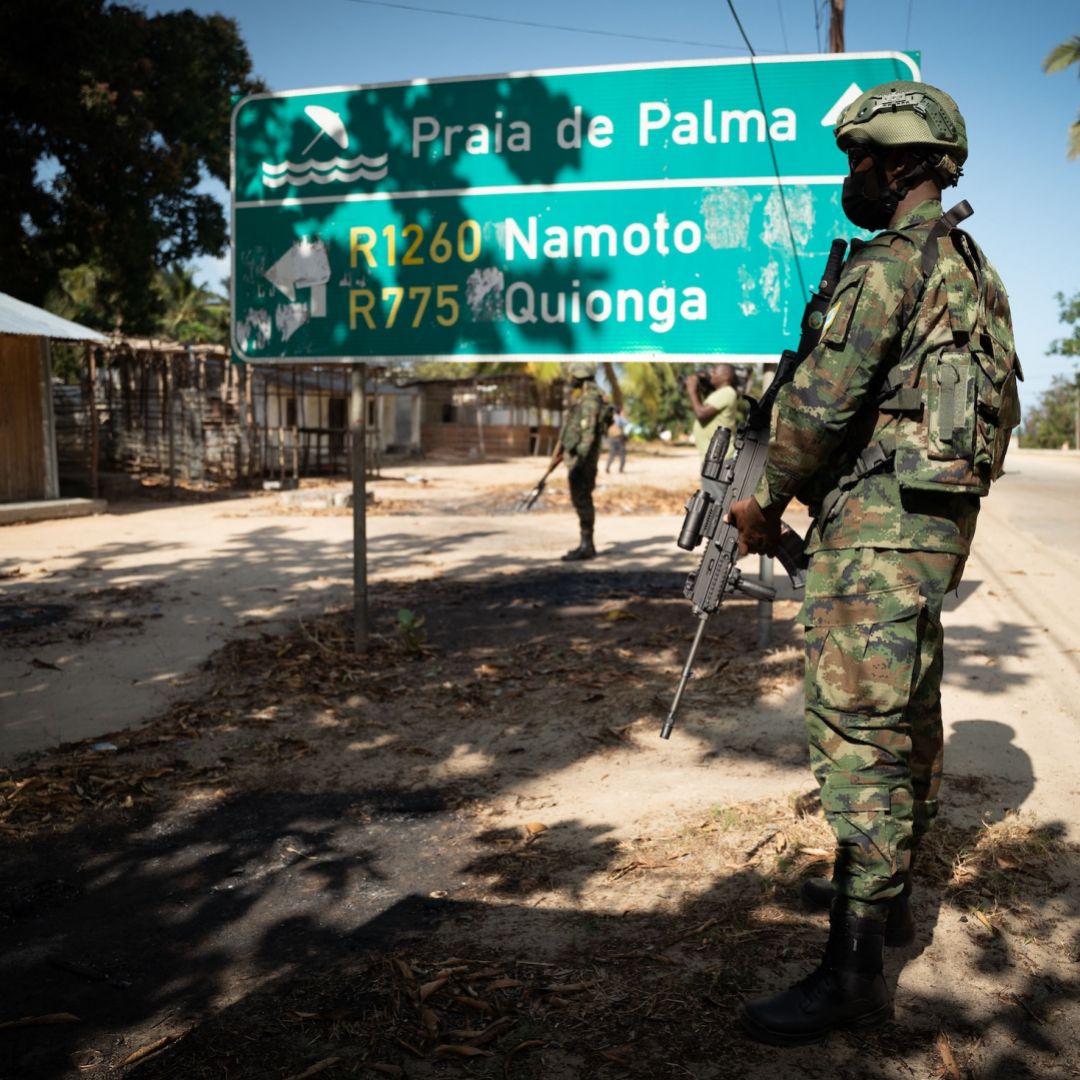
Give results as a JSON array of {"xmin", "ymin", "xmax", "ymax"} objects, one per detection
[
  {"xmin": 800, "ymin": 855, "xmax": 916, "ymax": 948},
  {"xmin": 561, "ymin": 532, "xmax": 596, "ymax": 561},
  {"xmin": 740, "ymin": 909, "xmax": 892, "ymax": 1046}
]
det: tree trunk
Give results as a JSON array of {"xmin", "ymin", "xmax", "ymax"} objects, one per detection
[{"xmin": 601, "ymin": 362, "xmax": 623, "ymax": 410}]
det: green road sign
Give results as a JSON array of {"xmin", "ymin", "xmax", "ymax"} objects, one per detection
[{"xmin": 231, "ymin": 51, "xmax": 919, "ymax": 363}]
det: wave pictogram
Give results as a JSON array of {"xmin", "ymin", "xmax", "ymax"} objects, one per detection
[{"xmin": 261, "ymin": 152, "xmax": 389, "ymax": 187}]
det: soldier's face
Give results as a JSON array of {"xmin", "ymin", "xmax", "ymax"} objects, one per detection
[
  {"xmin": 842, "ymin": 151, "xmax": 892, "ymax": 230},
  {"xmin": 848, "ymin": 149, "xmax": 879, "ymax": 189}
]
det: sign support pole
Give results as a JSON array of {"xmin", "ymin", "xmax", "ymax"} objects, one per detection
[
  {"xmin": 350, "ymin": 362, "xmax": 368, "ymax": 652},
  {"xmin": 756, "ymin": 555, "xmax": 775, "ymax": 649}
]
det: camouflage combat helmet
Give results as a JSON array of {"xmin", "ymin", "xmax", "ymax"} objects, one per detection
[
  {"xmin": 834, "ymin": 81, "xmax": 967, "ymax": 186},
  {"xmin": 567, "ymin": 361, "xmax": 597, "ymax": 380}
]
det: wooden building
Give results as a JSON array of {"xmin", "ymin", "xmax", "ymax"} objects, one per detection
[
  {"xmin": 0, "ymin": 292, "xmax": 107, "ymax": 504},
  {"xmin": 46, "ymin": 342, "xmax": 562, "ymax": 493},
  {"xmin": 56, "ymin": 347, "xmax": 401, "ymax": 491},
  {"xmin": 412, "ymin": 372, "xmax": 564, "ymax": 457},
  {"xmin": 255, "ymin": 366, "xmax": 420, "ymax": 473}
]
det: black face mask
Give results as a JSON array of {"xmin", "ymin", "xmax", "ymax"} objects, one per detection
[{"xmin": 841, "ymin": 167, "xmax": 898, "ymax": 231}]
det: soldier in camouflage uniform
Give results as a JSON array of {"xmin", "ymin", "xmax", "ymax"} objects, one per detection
[
  {"xmin": 728, "ymin": 82, "xmax": 1021, "ymax": 1044},
  {"xmin": 553, "ymin": 362, "xmax": 607, "ymax": 561}
]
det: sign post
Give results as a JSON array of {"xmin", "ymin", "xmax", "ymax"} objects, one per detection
[{"xmin": 350, "ymin": 364, "xmax": 367, "ymax": 652}]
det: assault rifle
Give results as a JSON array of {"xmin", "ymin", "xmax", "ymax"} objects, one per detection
[{"xmin": 660, "ymin": 238, "xmax": 849, "ymax": 739}]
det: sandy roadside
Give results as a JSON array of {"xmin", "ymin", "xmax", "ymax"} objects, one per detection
[
  {"xmin": 2, "ymin": 446, "xmax": 1078, "ymax": 830},
  {"xmin": 2, "ymin": 447, "xmax": 1076, "ymax": 839}
]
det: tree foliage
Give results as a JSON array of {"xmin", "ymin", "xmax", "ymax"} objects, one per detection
[
  {"xmin": 0, "ymin": 0, "xmax": 263, "ymax": 332},
  {"xmin": 1020, "ymin": 373, "xmax": 1078, "ymax": 449},
  {"xmin": 392, "ymin": 360, "xmax": 565, "ymax": 385},
  {"xmin": 155, "ymin": 263, "xmax": 228, "ymax": 345},
  {"xmin": 1048, "ymin": 290, "xmax": 1080, "ymax": 359},
  {"xmin": 1043, "ymin": 34, "xmax": 1080, "ymax": 159},
  {"xmin": 45, "ymin": 259, "xmax": 226, "ymax": 347},
  {"xmin": 1021, "ymin": 291, "xmax": 1080, "ymax": 449},
  {"xmin": 619, "ymin": 363, "xmax": 696, "ymax": 439}
]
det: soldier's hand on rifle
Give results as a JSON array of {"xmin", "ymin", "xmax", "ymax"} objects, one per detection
[{"xmin": 727, "ymin": 497, "xmax": 782, "ymax": 557}]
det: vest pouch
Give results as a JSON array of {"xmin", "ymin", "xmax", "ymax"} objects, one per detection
[
  {"xmin": 890, "ymin": 220, "xmax": 1018, "ymax": 499},
  {"xmin": 973, "ymin": 345, "xmax": 1021, "ymax": 481},
  {"xmin": 894, "ymin": 351, "xmax": 988, "ymax": 496},
  {"xmin": 926, "ymin": 352, "xmax": 977, "ymax": 462}
]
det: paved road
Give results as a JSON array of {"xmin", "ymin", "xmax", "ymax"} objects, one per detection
[
  {"xmin": 937, "ymin": 449, "xmax": 1080, "ymax": 834},
  {"xmin": 981, "ymin": 449, "xmax": 1080, "ymax": 550}
]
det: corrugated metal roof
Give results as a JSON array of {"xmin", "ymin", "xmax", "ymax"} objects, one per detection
[{"xmin": 0, "ymin": 291, "xmax": 108, "ymax": 342}]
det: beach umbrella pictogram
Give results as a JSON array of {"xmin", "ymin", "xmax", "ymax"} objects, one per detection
[{"xmin": 301, "ymin": 105, "xmax": 350, "ymax": 155}]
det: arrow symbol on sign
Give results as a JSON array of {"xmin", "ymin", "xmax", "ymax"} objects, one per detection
[
  {"xmin": 265, "ymin": 238, "xmax": 331, "ymax": 316},
  {"xmin": 821, "ymin": 82, "xmax": 863, "ymax": 126}
]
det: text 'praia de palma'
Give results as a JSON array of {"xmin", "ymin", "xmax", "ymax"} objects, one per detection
[{"xmin": 410, "ymin": 101, "xmax": 798, "ymax": 157}]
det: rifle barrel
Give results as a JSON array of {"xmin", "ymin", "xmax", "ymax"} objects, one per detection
[{"xmin": 660, "ymin": 613, "xmax": 708, "ymax": 739}]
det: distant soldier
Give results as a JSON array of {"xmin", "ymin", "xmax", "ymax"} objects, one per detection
[
  {"xmin": 728, "ymin": 81, "xmax": 1021, "ymax": 1044},
  {"xmin": 552, "ymin": 362, "xmax": 608, "ymax": 561}
]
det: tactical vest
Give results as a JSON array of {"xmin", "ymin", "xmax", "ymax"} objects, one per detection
[
  {"xmin": 828, "ymin": 205, "xmax": 1022, "ymax": 512},
  {"xmin": 561, "ymin": 383, "xmax": 607, "ymax": 456}
]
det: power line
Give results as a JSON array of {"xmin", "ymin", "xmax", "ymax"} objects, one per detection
[
  {"xmin": 812, "ymin": 0, "xmax": 823, "ymax": 52},
  {"xmin": 725, "ymin": 0, "xmax": 807, "ymax": 298},
  {"xmin": 341, "ymin": 0, "xmax": 761, "ymax": 53},
  {"xmin": 904, "ymin": 0, "xmax": 914, "ymax": 50}
]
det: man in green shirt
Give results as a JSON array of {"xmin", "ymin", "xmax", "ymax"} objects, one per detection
[{"xmin": 688, "ymin": 364, "xmax": 741, "ymax": 459}]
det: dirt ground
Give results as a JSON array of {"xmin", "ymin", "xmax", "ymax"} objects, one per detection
[{"xmin": 1, "ymin": 446, "xmax": 1078, "ymax": 1080}]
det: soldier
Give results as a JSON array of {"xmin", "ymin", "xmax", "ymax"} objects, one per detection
[
  {"xmin": 728, "ymin": 81, "xmax": 1021, "ymax": 1044},
  {"xmin": 552, "ymin": 361, "xmax": 607, "ymax": 561}
]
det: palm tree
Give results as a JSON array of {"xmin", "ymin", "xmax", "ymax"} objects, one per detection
[
  {"xmin": 155, "ymin": 263, "xmax": 228, "ymax": 344},
  {"xmin": 1043, "ymin": 35, "xmax": 1080, "ymax": 159}
]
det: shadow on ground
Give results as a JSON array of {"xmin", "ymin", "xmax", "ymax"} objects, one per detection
[{"xmin": 1, "ymin": 568, "xmax": 1073, "ymax": 1079}]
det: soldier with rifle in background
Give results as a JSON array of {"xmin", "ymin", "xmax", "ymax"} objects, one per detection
[
  {"xmin": 551, "ymin": 362, "xmax": 610, "ymax": 561},
  {"xmin": 722, "ymin": 82, "xmax": 1021, "ymax": 1044}
]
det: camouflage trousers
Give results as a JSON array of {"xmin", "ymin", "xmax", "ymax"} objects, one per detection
[
  {"xmin": 799, "ymin": 546, "xmax": 966, "ymax": 921},
  {"xmin": 567, "ymin": 450, "xmax": 599, "ymax": 533}
]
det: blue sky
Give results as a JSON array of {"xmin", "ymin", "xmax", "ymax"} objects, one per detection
[{"xmin": 152, "ymin": 0, "xmax": 1078, "ymax": 409}]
